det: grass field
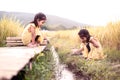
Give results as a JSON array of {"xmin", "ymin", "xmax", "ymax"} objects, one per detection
[
  {"xmin": 44, "ymin": 22, "xmax": 120, "ymax": 80},
  {"xmin": 0, "ymin": 17, "xmax": 120, "ymax": 80}
]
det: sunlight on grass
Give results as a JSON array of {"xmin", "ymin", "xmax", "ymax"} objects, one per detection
[
  {"xmin": 0, "ymin": 16, "xmax": 24, "ymax": 46},
  {"xmin": 45, "ymin": 21, "xmax": 120, "ymax": 51},
  {"xmin": 0, "ymin": 16, "xmax": 120, "ymax": 80},
  {"xmin": 44, "ymin": 21, "xmax": 120, "ymax": 80}
]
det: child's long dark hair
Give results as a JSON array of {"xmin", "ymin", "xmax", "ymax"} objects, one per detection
[
  {"xmin": 31, "ymin": 12, "xmax": 46, "ymax": 27},
  {"xmin": 78, "ymin": 29, "xmax": 91, "ymax": 52}
]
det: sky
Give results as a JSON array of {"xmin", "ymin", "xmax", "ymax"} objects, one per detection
[{"xmin": 0, "ymin": 0, "xmax": 120, "ymax": 26}]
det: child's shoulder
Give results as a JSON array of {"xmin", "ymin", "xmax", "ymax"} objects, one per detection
[
  {"xmin": 27, "ymin": 23, "xmax": 35, "ymax": 27},
  {"xmin": 25, "ymin": 23, "xmax": 35, "ymax": 28},
  {"xmin": 90, "ymin": 36, "xmax": 98, "ymax": 41},
  {"xmin": 89, "ymin": 36, "xmax": 93, "ymax": 41}
]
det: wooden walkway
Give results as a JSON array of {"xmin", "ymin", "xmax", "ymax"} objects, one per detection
[{"xmin": 0, "ymin": 46, "xmax": 46, "ymax": 80}]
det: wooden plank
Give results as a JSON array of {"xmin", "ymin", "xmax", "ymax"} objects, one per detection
[
  {"xmin": 6, "ymin": 43, "xmax": 24, "ymax": 47},
  {"xmin": 6, "ymin": 37, "xmax": 22, "ymax": 41},
  {"xmin": 6, "ymin": 37, "xmax": 24, "ymax": 47},
  {"xmin": 6, "ymin": 40, "xmax": 23, "ymax": 43},
  {"xmin": 0, "ymin": 46, "xmax": 46, "ymax": 80}
]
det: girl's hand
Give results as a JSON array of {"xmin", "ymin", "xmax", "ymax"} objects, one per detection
[
  {"xmin": 71, "ymin": 49, "xmax": 80, "ymax": 55},
  {"xmin": 27, "ymin": 43, "xmax": 38, "ymax": 48}
]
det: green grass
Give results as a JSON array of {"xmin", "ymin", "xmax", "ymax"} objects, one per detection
[
  {"xmin": 1, "ymin": 16, "xmax": 120, "ymax": 80},
  {"xmin": 51, "ymin": 38, "xmax": 120, "ymax": 80},
  {"xmin": 24, "ymin": 44, "xmax": 55, "ymax": 80},
  {"xmin": 104, "ymin": 48, "xmax": 120, "ymax": 63},
  {"xmin": 46, "ymin": 21, "xmax": 120, "ymax": 80}
]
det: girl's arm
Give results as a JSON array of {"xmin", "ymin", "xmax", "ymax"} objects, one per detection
[
  {"xmin": 30, "ymin": 25, "xmax": 36, "ymax": 44},
  {"xmin": 71, "ymin": 46, "xmax": 84, "ymax": 55},
  {"xmin": 90, "ymin": 38, "xmax": 100, "ymax": 48}
]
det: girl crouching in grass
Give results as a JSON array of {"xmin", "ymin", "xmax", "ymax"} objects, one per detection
[{"xmin": 71, "ymin": 29, "xmax": 106, "ymax": 60}]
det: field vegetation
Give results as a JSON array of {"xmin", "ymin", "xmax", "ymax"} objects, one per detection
[{"xmin": 0, "ymin": 16, "xmax": 120, "ymax": 80}]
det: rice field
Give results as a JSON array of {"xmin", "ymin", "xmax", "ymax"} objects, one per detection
[{"xmin": 0, "ymin": 16, "xmax": 120, "ymax": 80}]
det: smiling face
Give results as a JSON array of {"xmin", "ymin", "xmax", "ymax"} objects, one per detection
[
  {"xmin": 78, "ymin": 29, "xmax": 90, "ymax": 43},
  {"xmin": 79, "ymin": 36, "xmax": 87, "ymax": 43},
  {"xmin": 33, "ymin": 12, "xmax": 46, "ymax": 27},
  {"xmin": 37, "ymin": 20, "xmax": 46, "ymax": 27}
]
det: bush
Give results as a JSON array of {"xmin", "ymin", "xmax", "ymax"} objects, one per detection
[{"xmin": 24, "ymin": 44, "xmax": 55, "ymax": 80}]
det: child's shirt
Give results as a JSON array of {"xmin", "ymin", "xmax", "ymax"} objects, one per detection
[
  {"xmin": 80, "ymin": 37, "xmax": 106, "ymax": 59},
  {"xmin": 21, "ymin": 23, "xmax": 43, "ymax": 45}
]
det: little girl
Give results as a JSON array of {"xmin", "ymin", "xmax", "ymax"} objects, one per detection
[
  {"xmin": 72, "ymin": 29, "xmax": 106, "ymax": 59},
  {"xmin": 22, "ymin": 12, "xmax": 47, "ymax": 47}
]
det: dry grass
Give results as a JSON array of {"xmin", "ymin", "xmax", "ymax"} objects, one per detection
[
  {"xmin": 88, "ymin": 22, "xmax": 120, "ymax": 49},
  {"xmin": 0, "ymin": 16, "xmax": 120, "ymax": 80},
  {"xmin": 0, "ymin": 16, "xmax": 24, "ymax": 46},
  {"xmin": 42, "ymin": 21, "xmax": 120, "ymax": 80},
  {"xmin": 44, "ymin": 21, "xmax": 120, "ymax": 50}
]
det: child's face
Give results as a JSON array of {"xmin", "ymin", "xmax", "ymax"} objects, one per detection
[
  {"xmin": 37, "ymin": 20, "xmax": 46, "ymax": 27},
  {"xmin": 80, "ymin": 36, "xmax": 87, "ymax": 43}
]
